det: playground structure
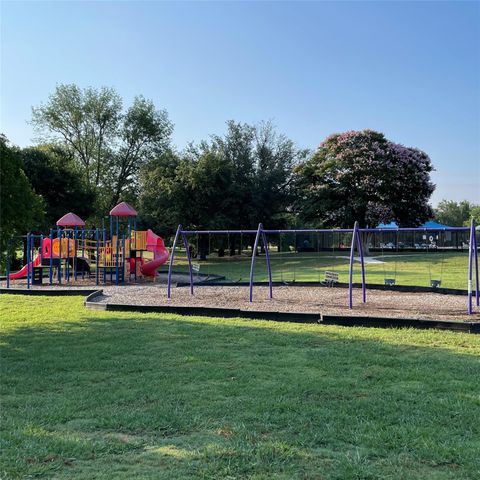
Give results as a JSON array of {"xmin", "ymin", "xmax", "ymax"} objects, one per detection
[
  {"xmin": 4, "ymin": 205, "xmax": 479, "ymax": 315},
  {"xmin": 6, "ymin": 202, "xmax": 169, "ymax": 288}
]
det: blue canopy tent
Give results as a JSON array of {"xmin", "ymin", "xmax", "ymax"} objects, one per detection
[{"xmin": 377, "ymin": 220, "xmax": 451, "ymax": 229}]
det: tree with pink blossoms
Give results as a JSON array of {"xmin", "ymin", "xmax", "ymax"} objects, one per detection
[{"xmin": 295, "ymin": 129, "xmax": 435, "ymax": 229}]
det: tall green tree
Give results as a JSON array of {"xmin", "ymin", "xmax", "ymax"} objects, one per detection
[
  {"xmin": 138, "ymin": 149, "xmax": 187, "ymax": 237},
  {"xmin": 138, "ymin": 121, "xmax": 303, "ymax": 258},
  {"xmin": 139, "ymin": 149, "xmax": 234, "ymax": 233},
  {"xmin": 295, "ymin": 130, "xmax": 435, "ymax": 228},
  {"xmin": 31, "ymin": 85, "xmax": 121, "ymax": 187},
  {"xmin": 0, "ymin": 135, "xmax": 44, "ymax": 265},
  {"xmin": 31, "ymin": 84, "xmax": 173, "ymax": 213},
  {"xmin": 203, "ymin": 120, "xmax": 305, "ymax": 229},
  {"xmin": 434, "ymin": 199, "xmax": 477, "ymax": 227},
  {"xmin": 22, "ymin": 145, "xmax": 96, "ymax": 227},
  {"xmin": 139, "ymin": 121, "xmax": 304, "ymax": 239},
  {"xmin": 469, "ymin": 206, "xmax": 480, "ymax": 226}
]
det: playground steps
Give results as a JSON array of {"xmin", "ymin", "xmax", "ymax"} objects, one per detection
[{"xmin": 98, "ymin": 266, "xmax": 125, "ymax": 283}]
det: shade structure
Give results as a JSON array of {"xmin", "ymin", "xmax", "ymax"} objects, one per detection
[
  {"xmin": 56, "ymin": 212, "xmax": 85, "ymax": 227},
  {"xmin": 109, "ymin": 201, "xmax": 138, "ymax": 217},
  {"xmin": 422, "ymin": 221, "xmax": 452, "ymax": 229},
  {"xmin": 377, "ymin": 220, "xmax": 451, "ymax": 229}
]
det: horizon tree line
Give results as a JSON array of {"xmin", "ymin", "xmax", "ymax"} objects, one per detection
[{"xmin": 1, "ymin": 83, "xmax": 478, "ymax": 265}]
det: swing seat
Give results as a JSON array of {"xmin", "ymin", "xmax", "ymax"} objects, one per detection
[
  {"xmin": 384, "ymin": 278, "xmax": 396, "ymax": 286},
  {"xmin": 430, "ymin": 280, "xmax": 441, "ymax": 288},
  {"xmin": 322, "ymin": 271, "xmax": 339, "ymax": 286}
]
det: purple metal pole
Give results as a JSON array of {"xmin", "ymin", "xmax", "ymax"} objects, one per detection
[
  {"xmin": 81, "ymin": 228, "xmax": 85, "ymax": 280},
  {"xmin": 49, "ymin": 229, "xmax": 53, "ymax": 285},
  {"xmin": 167, "ymin": 225, "xmax": 181, "ymax": 299},
  {"xmin": 468, "ymin": 219, "xmax": 474, "ymax": 315},
  {"xmin": 261, "ymin": 229, "xmax": 273, "ymax": 299},
  {"xmin": 348, "ymin": 222, "xmax": 358, "ymax": 309},
  {"xmin": 73, "ymin": 227, "xmax": 77, "ymax": 281},
  {"xmin": 58, "ymin": 228, "xmax": 62, "ymax": 284},
  {"xmin": 472, "ymin": 220, "xmax": 479, "ymax": 307},
  {"xmin": 182, "ymin": 232, "xmax": 194, "ymax": 295},
  {"xmin": 26, "ymin": 233, "xmax": 31, "ymax": 290},
  {"xmin": 66, "ymin": 230, "xmax": 70, "ymax": 282},
  {"xmin": 356, "ymin": 224, "xmax": 366, "ymax": 303},
  {"xmin": 6, "ymin": 239, "xmax": 10, "ymax": 289},
  {"xmin": 249, "ymin": 223, "xmax": 263, "ymax": 303}
]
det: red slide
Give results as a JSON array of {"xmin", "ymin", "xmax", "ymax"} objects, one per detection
[
  {"xmin": 140, "ymin": 229, "xmax": 170, "ymax": 277},
  {"xmin": 9, "ymin": 254, "xmax": 42, "ymax": 280}
]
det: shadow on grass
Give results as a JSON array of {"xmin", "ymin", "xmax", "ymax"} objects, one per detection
[{"xmin": 1, "ymin": 310, "xmax": 480, "ymax": 479}]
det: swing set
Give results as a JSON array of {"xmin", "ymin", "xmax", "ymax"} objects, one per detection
[{"xmin": 167, "ymin": 220, "xmax": 479, "ymax": 315}]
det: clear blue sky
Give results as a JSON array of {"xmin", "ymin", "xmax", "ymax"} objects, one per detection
[{"xmin": 1, "ymin": 1, "xmax": 479, "ymax": 204}]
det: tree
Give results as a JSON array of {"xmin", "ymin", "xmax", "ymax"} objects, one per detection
[
  {"xmin": 105, "ymin": 96, "xmax": 173, "ymax": 208},
  {"xmin": 31, "ymin": 84, "xmax": 173, "ymax": 212},
  {"xmin": 295, "ymin": 130, "xmax": 435, "ymax": 228},
  {"xmin": 138, "ymin": 121, "xmax": 304, "ymax": 255},
  {"xmin": 434, "ymin": 199, "xmax": 477, "ymax": 227},
  {"xmin": 138, "ymin": 148, "xmax": 234, "ymax": 258},
  {"xmin": 469, "ymin": 205, "xmax": 480, "ymax": 226},
  {"xmin": 206, "ymin": 120, "xmax": 305, "ymax": 229},
  {"xmin": 21, "ymin": 145, "xmax": 96, "ymax": 227},
  {"xmin": 138, "ymin": 149, "xmax": 191, "ymax": 237},
  {"xmin": 0, "ymin": 135, "xmax": 44, "ymax": 266},
  {"xmin": 139, "ymin": 148, "xmax": 235, "ymax": 237},
  {"xmin": 31, "ymin": 84, "xmax": 122, "ymax": 187}
]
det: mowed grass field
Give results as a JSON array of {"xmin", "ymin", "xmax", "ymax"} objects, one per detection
[
  {"xmin": 163, "ymin": 250, "xmax": 471, "ymax": 290},
  {"xmin": 1, "ymin": 295, "xmax": 480, "ymax": 479}
]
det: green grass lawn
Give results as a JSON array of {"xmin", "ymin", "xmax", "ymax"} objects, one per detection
[
  {"xmin": 164, "ymin": 250, "xmax": 471, "ymax": 290},
  {"xmin": 1, "ymin": 295, "xmax": 479, "ymax": 479}
]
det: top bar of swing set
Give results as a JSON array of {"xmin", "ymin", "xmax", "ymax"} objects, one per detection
[
  {"xmin": 361, "ymin": 226, "xmax": 470, "ymax": 232},
  {"xmin": 181, "ymin": 228, "xmax": 355, "ymax": 234},
  {"xmin": 181, "ymin": 226, "xmax": 470, "ymax": 235}
]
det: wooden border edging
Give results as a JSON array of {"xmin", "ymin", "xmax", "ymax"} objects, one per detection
[
  {"xmin": 100, "ymin": 303, "xmax": 321, "ymax": 324},
  {"xmin": 3, "ymin": 287, "xmax": 478, "ymax": 333},
  {"xmin": 0, "ymin": 288, "xmax": 101, "ymax": 297},
  {"xmin": 84, "ymin": 290, "xmax": 106, "ymax": 310},
  {"xmin": 321, "ymin": 315, "xmax": 480, "ymax": 333},
  {"xmin": 83, "ymin": 300, "xmax": 479, "ymax": 333}
]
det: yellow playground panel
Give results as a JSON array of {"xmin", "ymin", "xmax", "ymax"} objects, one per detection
[
  {"xmin": 101, "ymin": 231, "xmax": 147, "ymax": 256},
  {"xmin": 98, "ymin": 241, "xmax": 126, "ymax": 267},
  {"xmin": 131, "ymin": 230, "xmax": 147, "ymax": 250}
]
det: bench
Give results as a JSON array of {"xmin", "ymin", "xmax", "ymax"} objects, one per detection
[{"xmin": 322, "ymin": 271, "xmax": 339, "ymax": 286}]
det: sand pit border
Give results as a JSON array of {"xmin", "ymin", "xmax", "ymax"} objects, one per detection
[{"xmin": 1, "ymin": 287, "xmax": 479, "ymax": 333}]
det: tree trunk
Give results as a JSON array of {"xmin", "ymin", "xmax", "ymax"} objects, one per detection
[
  {"xmin": 229, "ymin": 234, "xmax": 236, "ymax": 256},
  {"xmin": 23, "ymin": 237, "xmax": 27, "ymax": 264},
  {"xmin": 199, "ymin": 235, "xmax": 208, "ymax": 260},
  {"xmin": 361, "ymin": 232, "xmax": 372, "ymax": 256}
]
